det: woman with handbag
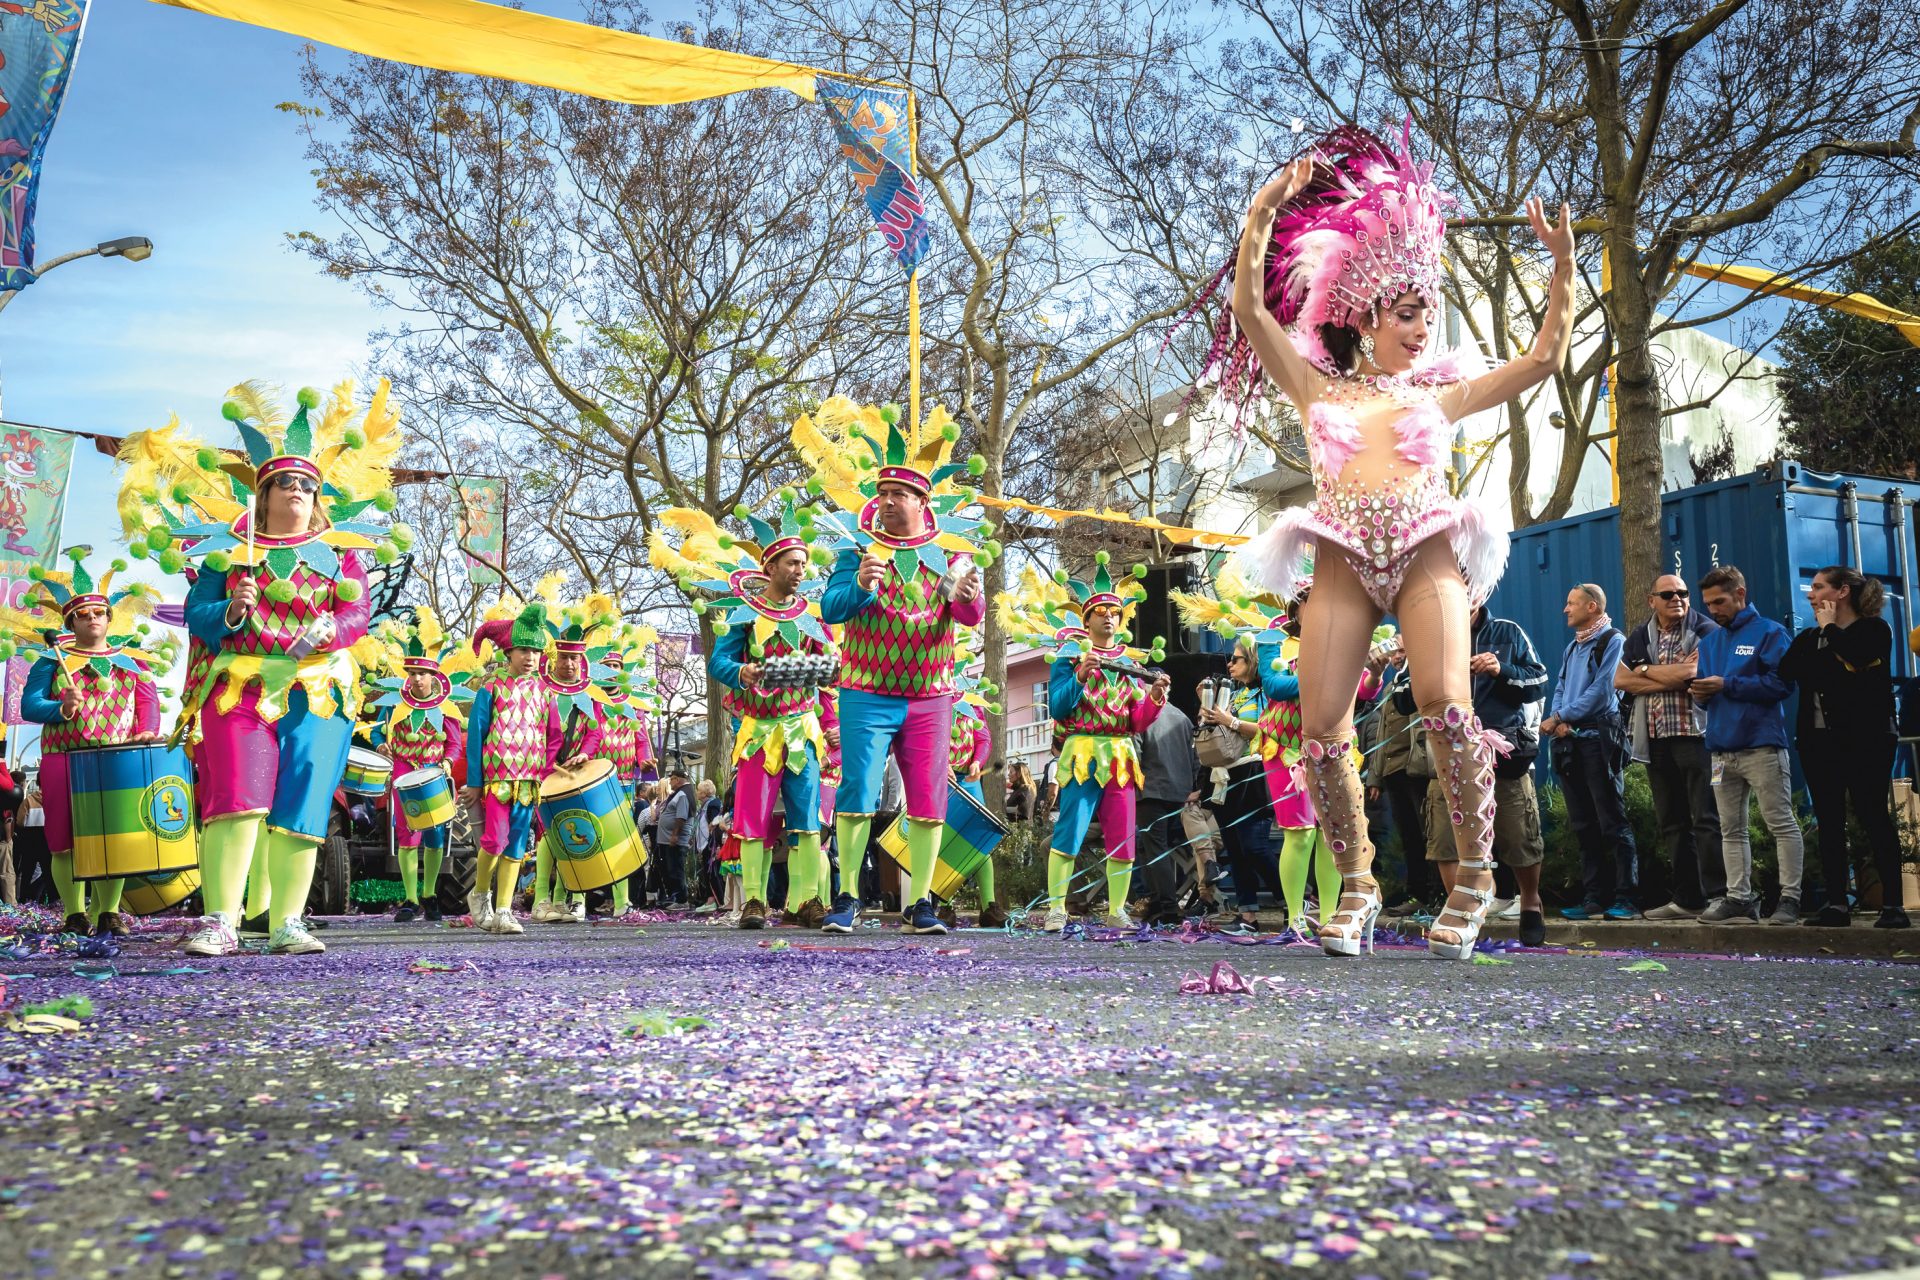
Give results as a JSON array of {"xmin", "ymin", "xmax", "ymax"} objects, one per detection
[{"xmin": 1197, "ymin": 636, "xmax": 1281, "ymax": 934}]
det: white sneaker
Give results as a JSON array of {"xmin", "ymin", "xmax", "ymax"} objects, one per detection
[
  {"xmin": 1490, "ymin": 896, "xmax": 1522, "ymax": 921},
  {"xmin": 267, "ymin": 918, "xmax": 327, "ymax": 955},
  {"xmin": 530, "ymin": 900, "xmax": 564, "ymax": 923},
  {"xmin": 1103, "ymin": 909, "xmax": 1135, "ymax": 929},
  {"xmin": 184, "ymin": 913, "xmax": 238, "ymax": 957},
  {"xmin": 489, "ymin": 908, "xmax": 524, "ymax": 935},
  {"xmin": 570, "ymin": 897, "xmax": 587, "ymax": 922},
  {"xmin": 467, "ymin": 889, "xmax": 493, "ymax": 927},
  {"xmin": 1042, "ymin": 908, "xmax": 1069, "ymax": 933}
]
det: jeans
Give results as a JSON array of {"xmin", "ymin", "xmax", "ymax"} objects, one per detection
[
  {"xmin": 655, "ymin": 842, "xmax": 690, "ymax": 904},
  {"xmin": 1712, "ymin": 748, "xmax": 1804, "ymax": 903},
  {"xmin": 1133, "ymin": 798, "xmax": 1185, "ymax": 922},
  {"xmin": 1645, "ymin": 735, "xmax": 1726, "ymax": 908},
  {"xmin": 1552, "ymin": 727, "xmax": 1638, "ymax": 907},
  {"xmin": 1381, "ymin": 771, "xmax": 1443, "ymax": 902},
  {"xmin": 1801, "ymin": 730, "xmax": 1903, "ymax": 911}
]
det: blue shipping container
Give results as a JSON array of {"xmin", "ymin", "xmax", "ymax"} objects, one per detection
[{"xmin": 1485, "ymin": 460, "xmax": 1919, "ymax": 778}]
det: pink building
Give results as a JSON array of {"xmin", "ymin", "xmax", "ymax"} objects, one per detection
[{"xmin": 997, "ymin": 640, "xmax": 1056, "ymax": 777}]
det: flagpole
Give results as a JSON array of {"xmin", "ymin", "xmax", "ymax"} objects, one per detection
[{"xmin": 906, "ymin": 89, "xmax": 922, "ymax": 432}]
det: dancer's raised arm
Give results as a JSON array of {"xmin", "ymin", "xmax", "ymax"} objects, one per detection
[
  {"xmin": 1444, "ymin": 197, "xmax": 1576, "ymax": 420},
  {"xmin": 1233, "ymin": 158, "xmax": 1326, "ymax": 409}
]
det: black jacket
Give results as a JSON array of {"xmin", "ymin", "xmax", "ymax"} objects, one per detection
[{"xmin": 1780, "ymin": 615, "xmax": 1897, "ymax": 739}]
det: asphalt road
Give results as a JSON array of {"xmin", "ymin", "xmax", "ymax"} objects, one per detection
[{"xmin": 3, "ymin": 913, "xmax": 1917, "ymax": 1279}]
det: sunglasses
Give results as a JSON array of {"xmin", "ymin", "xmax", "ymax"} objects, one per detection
[
  {"xmin": 271, "ymin": 475, "xmax": 320, "ymax": 495},
  {"xmin": 1653, "ymin": 589, "xmax": 1689, "ymax": 600}
]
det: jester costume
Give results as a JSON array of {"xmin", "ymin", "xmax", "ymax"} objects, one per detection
[
  {"xmin": 362, "ymin": 609, "xmax": 476, "ymax": 920},
  {"xmin": 528, "ymin": 601, "xmax": 609, "ymax": 924},
  {"xmin": 583, "ymin": 618, "xmax": 658, "ymax": 917},
  {"xmin": 651, "ymin": 496, "xmax": 835, "ymax": 927},
  {"xmin": 794, "ymin": 398, "xmax": 997, "ymax": 934},
  {"xmin": 119, "ymin": 380, "xmax": 404, "ymax": 957},
  {"xmin": 465, "ymin": 603, "xmax": 567, "ymax": 932},
  {"xmin": 1000, "ymin": 556, "xmax": 1167, "ymax": 928},
  {"xmin": 947, "ymin": 645, "xmax": 1004, "ymax": 924},
  {"xmin": 5, "ymin": 549, "xmax": 162, "ymax": 936}
]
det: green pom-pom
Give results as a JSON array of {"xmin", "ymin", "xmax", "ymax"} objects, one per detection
[
  {"xmin": 975, "ymin": 551, "xmax": 995, "ymax": 569},
  {"xmin": 1052, "ymin": 568, "xmax": 1069, "ymax": 585},
  {"xmin": 1270, "ymin": 658, "xmax": 1284, "ymax": 672},
  {"xmin": 391, "ymin": 527, "xmax": 415, "ymax": 552},
  {"xmin": 343, "ymin": 428, "xmax": 366, "ymax": 449},
  {"xmin": 169, "ymin": 482, "xmax": 193, "ymax": 505},
  {"xmin": 296, "ymin": 386, "xmax": 321, "ymax": 409},
  {"xmin": 806, "ymin": 476, "xmax": 825, "ymax": 496},
  {"xmin": 65, "ymin": 546, "xmax": 85, "ymax": 564},
  {"xmin": 263, "ymin": 579, "xmax": 296, "ymax": 604},
  {"xmin": 712, "ymin": 620, "xmax": 730, "ymax": 636},
  {"xmin": 777, "ymin": 487, "xmax": 795, "ymax": 504},
  {"xmin": 1213, "ymin": 618, "xmax": 1237, "ymax": 639},
  {"xmin": 0, "ymin": 641, "xmax": 13, "ymax": 661},
  {"xmin": 375, "ymin": 542, "xmax": 399, "ymax": 566},
  {"xmin": 134, "ymin": 621, "xmax": 149, "ymax": 635},
  {"xmin": 18, "ymin": 592, "xmax": 37, "ymax": 610},
  {"xmin": 796, "ymin": 508, "xmax": 815, "ymax": 528},
  {"xmin": 221, "ymin": 402, "xmax": 245, "ymax": 423},
  {"xmin": 966, "ymin": 454, "xmax": 986, "ymax": 476},
  {"xmin": 985, "ymin": 539, "xmax": 1003, "ymax": 557},
  {"xmin": 1116, "ymin": 628, "xmax": 1132, "ymax": 643},
  {"xmin": 717, "ymin": 533, "xmax": 735, "ymax": 550},
  {"xmin": 26, "ymin": 564, "xmax": 43, "ymax": 582},
  {"xmin": 1131, "ymin": 564, "xmax": 1148, "ymax": 580},
  {"xmin": 732, "ymin": 503, "xmax": 751, "ymax": 521},
  {"xmin": 128, "ymin": 542, "xmax": 150, "ymax": 561},
  {"xmin": 333, "ymin": 484, "xmax": 357, "ymax": 505},
  {"xmin": 988, "ymin": 701, "xmax": 1003, "ymax": 715},
  {"xmin": 1042, "ymin": 651, "xmax": 1058, "ymax": 665},
  {"xmin": 940, "ymin": 422, "xmax": 960, "ymax": 443},
  {"xmin": 1232, "ymin": 594, "xmax": 1252, "ymax": 609},
  {"xmin": 336, "ymin": 578, "xmax": 364, "ymax": 603},
  {"xmin": 158, "ymin": 549, "xmax": 186, "ymax": 574},
  {"xmin": 111, "ymin": 558, "xmax": 128, "ymax": 573},
  {"xmin": 879, "ymin": 403, "xmax": 902, "ymax": 426},
  {"xmin": 749, "ymin": 642, "xmax": 765, "ymax": 659},
  {"xmin": 372, "ymin": 489, "xmax": 398, "ymax": 513},
  {"xmin": 809, "ymin": 547, "xmax": 831, "ymax": 566},
  {"xmin": 1151, "ymin": 647, "xmax": 1167, "ymax": 663},
  {"xmin": 1151, "ymin": 635, "xmax": 1165, "ymax": 649},
  {"xmin": 692, "ymin": 599, "xmax": 709, "ymax": 616},
  {"xmin": 146, "ymin": 527, "xmax": 170, "ymax": 551},
  {"xmin": 204, "ymin": 551, "xmax": 231, "ymax": 573},
  {"xmin": 1095, "ymin": 550, "xmax": 1111, "ymax": 566}
]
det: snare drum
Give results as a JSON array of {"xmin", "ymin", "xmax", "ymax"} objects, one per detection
[
  {"xmin": 68, "ymin": 743, "xmax": 200, "ymax": 882},
  {"xmin": 877, "ymin": 779, "xmax": 1009, "ymax": 902},
  {"xmin": 394, "ymin": 766, "xmax": 455, "ymax": 831},
  {"xmin": 121, "ymin": 866, "xmax": 202, "ymax": 916},
  {"xmin": 536, "ymin": 759, "xmax": 646, "ymax": 893},
  {"xmin": 342, "ymin": 746, "xmax": 393, "ymax": 797}
]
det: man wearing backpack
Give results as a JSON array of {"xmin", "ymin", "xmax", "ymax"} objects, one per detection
[{"xmin": 1542, "ymin": 584, "xmax": 1640, "ymax": 921}]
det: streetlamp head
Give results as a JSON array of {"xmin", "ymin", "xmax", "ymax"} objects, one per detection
[{"xmin": 97, "ymin": 236, "xmax": 154, "ymax": 262}]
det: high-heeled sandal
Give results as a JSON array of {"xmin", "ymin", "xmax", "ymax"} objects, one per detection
[
  {"xmin": 1427, "ymin": 856, "xmax": 1495, "ymax": 960},
  {"xmin": 1320, "ymin": 875, "xmax": 1381, "ymax": 957}
]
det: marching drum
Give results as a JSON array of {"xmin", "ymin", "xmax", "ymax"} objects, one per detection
[
  {"xmin": 67, "ymin": 743, "xmax": 199, "ymax": 882},
  {"xmin": 536, "ymin": 759, "xmax": 646, "ymax": 893},
  {"xmin": 394, "ymin": 766, "xmax": 455, "ymax": 832},
  {"xmin": 121, "ymin": 867, "xmax": 202, "ymax": 916},
  {"xmin": 341, "ymin": 746, "xmax": 393, "ymax": 797},
  {"xmin": 877, "ymin": 779, "xmax": 1009, "ymax": 903}
]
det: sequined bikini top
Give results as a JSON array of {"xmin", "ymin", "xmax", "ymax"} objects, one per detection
[{"xmin": 1305, "ymin": 375, "xmax": 1455, "ymax": 485}]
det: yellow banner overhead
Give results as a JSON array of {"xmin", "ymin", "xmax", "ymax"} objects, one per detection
[
  {"xmin": 151, "ymin": 0, "xmax": 822, "ymax": 105},
  {"xmin": 1682, "ymin": 260, "xmax": 1920, "ymax": 349}
]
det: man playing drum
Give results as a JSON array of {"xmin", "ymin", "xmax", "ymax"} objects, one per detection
[{"xmin": 529, "ymin": 612, "xmax": 603, "ymax": 924}]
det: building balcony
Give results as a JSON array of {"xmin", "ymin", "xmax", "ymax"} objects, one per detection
[{"xmin": 1006, "ymin": 718, "xmax": 1053, "ymax": 758}]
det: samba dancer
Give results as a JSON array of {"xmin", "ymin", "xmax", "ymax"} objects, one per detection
[
  {"xmin": 650, "ymin": 498, "xmax": 835, "ymax": 931},
  {"xmin": 1207, "ymin": 125, "xmax": 1573, "ymax": 958},
  {"xmin": 462, "ymin": 604, "xmax": 570, "ymax": 934},
  {"xmin": 794, "ymin": 399, "xmax": 996, "ymax": 937},
  {"xmin": 8, "ymin": 549, "xmax": 162, "ymax": 937},
  {"xmin": 120, "ymin": 382, "xmax": 401, "ymax": 958},
  {"xmin": 998, "ymin": 557, "xmax": 1169, "ymax": 931}
]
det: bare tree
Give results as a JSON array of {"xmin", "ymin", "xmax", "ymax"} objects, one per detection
[{"xmin": 1226, "ymin": 0, "xmax": 1920, "ymax": 591}]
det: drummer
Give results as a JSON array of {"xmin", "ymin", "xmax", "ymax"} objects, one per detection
[
  {"xmin": 529, "ymin": 616, "xmax": 603, "ymax": 925},
  {"xmin": 584, "ymin": 622, "xmax": 653, "ymax": 919},
  {"xmin": 367, "ymin": 613, "xmax": 469, "ymax": 923},
  {"xmin": 18, "ymin": 548, "xmax": 163, "ymax": 938},
  {"xmin": 461, "ymin": 603, "xmax": 570, "ymax": 935}
]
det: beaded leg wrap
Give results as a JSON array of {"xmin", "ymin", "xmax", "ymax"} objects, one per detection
[
  {"xmin": 1301, "ymin": 735, "xmax": 1380, "ymax": 956},
  {"xmin": 1422, "ymin": 703, "xmax": 1512, "ymax": 958}
]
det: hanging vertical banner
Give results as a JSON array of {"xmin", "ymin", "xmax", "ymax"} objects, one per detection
[
  {"xmin": 0, "ymin": 0, "xmax": 89, "ymax": 293},
  {"xmin": 0, "ymin": 424, "xmax": 76, "ymax": 609},
  {"xmin": 451, "ymin": 475, "xmax": 505, "ymax": 585},
  {"xmin": 3, "ymin": 655, "xmax": 27, "ymax": 724},
  {"xmin": 816, "ymin": 75, "xmax": 928, "ymax": 275}
]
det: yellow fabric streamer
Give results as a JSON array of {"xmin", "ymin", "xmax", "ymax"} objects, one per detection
[
  {"xmin": 151, "ymin": 0, "xmax": 822, "ymax": 105},
  {"xmin": 1681, "ymin": 261, "xmax": 1920, "ymax": 349},
  {"xmin": 974, "ymin": 494, "xmax": 1253, "ymax": 547}
]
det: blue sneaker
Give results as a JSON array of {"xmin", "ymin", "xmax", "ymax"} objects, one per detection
[
  {"xmin": 821, "ymin": 894, "xmax": 860, "ymax": 934},
  {"xmin": 1560, "ymin": 901, "xmax": 1605, "ymax": 921},
  {"xmin": 902, "ymin": 897, "xmax": 949, "ymax": 935},
  {"xmin": 1604, "ymin": 901, "xmax": 1641, "ymax": 921}
]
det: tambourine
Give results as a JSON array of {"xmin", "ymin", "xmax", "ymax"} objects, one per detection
[{"xmin": 759, "ymin": 652, "xmax": 839, "ymax": 691}]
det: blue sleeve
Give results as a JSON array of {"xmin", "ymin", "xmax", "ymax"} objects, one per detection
[
  {"xmin": 185, "ymin": 566, "xmax": 238, "ymax": 647},
  {"xmin": 1500, "ymin": 627, "xmax": 1550, "ymax": 703},
  {"xmin": 1724, "ymin": 626, "xmax": 1791, "ymax": 703},
  {"xmin": 20, "ymin": 658, "xmax": 65, "ymax": 726},
  {"xmin": 820, "ymin": 549, "xmax": 874, "ymax": 625},
  {"xmin": 369, "ymin": 721, "xmax": 387, "ymax": 750},
  {"xmin": 1253, "ymin": 632, "xmax": 1299, "ymax": 700},
  {"xmin": 707, "ymin": 625, "xmax": 747, "ymax": 692},
  {"xmin": 1047, "ymin": 655, "xmax": 1085, "ymax": 720},
  {"xmin": 1559, "ymin": 633, "xmax": 1624, "ymax": 722},
  {"xmin": 466, "ymin": 688, "xmax": 493, "ymax": 781}
]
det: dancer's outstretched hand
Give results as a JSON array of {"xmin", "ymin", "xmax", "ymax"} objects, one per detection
[
  {"xmin": 1527, "ymin": 196, "xmax": 1575, "ymax": 263},
  {"xmin": 1250, "ymin": 157, "xmax": 1314, "ymax": 218}
]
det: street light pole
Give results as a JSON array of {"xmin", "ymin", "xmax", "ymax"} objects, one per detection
[{"xmin": 0, "ymin": 235, "xmax": 154, "ymax": 316}]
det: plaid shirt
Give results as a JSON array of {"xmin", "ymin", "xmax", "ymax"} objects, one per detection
[{"xmin": 1647, "ymin": 623, "xmax": 1699, "ymax": 739}]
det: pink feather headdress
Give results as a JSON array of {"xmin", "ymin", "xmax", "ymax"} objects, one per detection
[{"xmin": 1190, "ymin": 122, "xmax": 1449, "ymax": 410}]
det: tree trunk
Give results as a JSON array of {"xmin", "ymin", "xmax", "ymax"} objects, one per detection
[
  {"xmin": 1609, "ymin": 244, "xmax": 1665, "ymax": 600},
  {"xmin": 982, "ymin": 453, "xmax": 1009, "ymax": 827}
]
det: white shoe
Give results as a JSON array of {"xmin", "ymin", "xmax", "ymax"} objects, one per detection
[
  {"xmin": 570, "ymin": 897, "xmax": 587, "ymax": 922},
  {"xmin": 489, "ymin": 908, "xmax": 524, "ymax": 935},
  {"xmin": 467, "ymin": 889, "xmax": 493, "ymax": 927},
  {"xmin": 1042, "ymin": 908, "xmax": 1069, "ymax": 933},
  {"xmin": 184, "ymin": 913, "xmax": 238, "ymax": 957},
  {"xmin": 1491, "ymin": 896, "xmax": 1522, "ymax": 921},
  {"xmin": 531, "ymin": 900, "xmax": 564, "ymax": 923},
  {"xmin": 1103, "ymin": 910, "xmax": 1135, "ymax": 929},
  {"xmin": 267, "ymin": 918, "xmax": 327, "ymax": 955}
]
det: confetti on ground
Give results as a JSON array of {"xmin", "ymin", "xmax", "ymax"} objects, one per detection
[{"xmin": 0, "ymin": 913, "xmax": 1915, "ymax": 1278}]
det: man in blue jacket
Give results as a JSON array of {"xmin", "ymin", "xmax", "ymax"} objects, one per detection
[
  {"xmin": 1541, "ymin": 584, "xmax": 1639, "ymax": 920},
  {"xmin": 1691, "ymin": 565, "xmax": 1804, "ymax": 925}
]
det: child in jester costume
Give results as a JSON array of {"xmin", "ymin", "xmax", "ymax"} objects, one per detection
[
  {"xmin": 947, "ymin": 635, "xmax": 1008, "ymax": 927},
  {"xmin": 650, "ymin": 496, "xmax": 836, "ymax": 931},
  {"xmin": 361, "ymin": 608, "xmax": 477, "ymax": 923},
  {"xmin": 2, "ymin": 548, "xmax": 164, "ymax": 937},
  {"xmin": 998, "ymin": 555, "xmax": 1170, "ymax": 932},
  {"xmin": 583, "ymin": 618, "xmax": 658, "ymax": 918},
  {"xmin": 117, "ymin": 380, "xmax": 404, "ymax": 958},
  {"xmin": 793, "ymin": 398, "xmax": 996, "ymax": 937},
  {"xmin": 462, "ymin": 603, "xmax": 582, "ymax": 933}
]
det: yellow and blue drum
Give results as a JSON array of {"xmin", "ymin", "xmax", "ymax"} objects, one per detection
[
  {"xmin": 342, "ymin": 747, "xmax": 393, "ymax": 797},
  {"xmin": 878, "ymin": 780, "xmax": 1009, "ymax": 902},
  {"xmin": 537, "ymin": 759, "xmax": 646, "ymax": 893},
  {"xmin": 121, "ymin": 867, "xmax": 202, "ymax": 916},
  {"xmin": 394, "ymin": 766, "xmax": 455, "ymax": 832},
  {"xmin": 68, "ymin": 743, "xmax": 199, "ymax": 882}
]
